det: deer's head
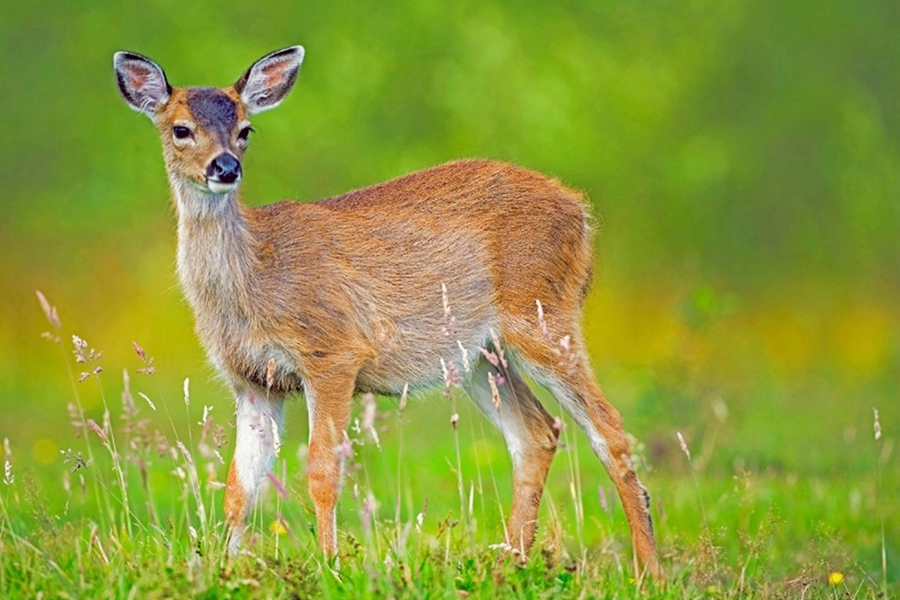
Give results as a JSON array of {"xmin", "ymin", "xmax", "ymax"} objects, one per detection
[{"xmin": 114, "ymin": 47, "xmax": 304, "ymax": 195}]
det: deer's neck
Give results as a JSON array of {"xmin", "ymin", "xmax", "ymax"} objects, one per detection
[{"xmin": 171, "ymin": 179, "xmax": 260, "ymax": 320}]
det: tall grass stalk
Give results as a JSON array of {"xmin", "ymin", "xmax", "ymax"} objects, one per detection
[
  {"xmin": 873, "ymin": 408, "xmax": 887, "ymax": 597},
  {"xmin": 677, "ymin": 431, "xmax": 717, "ymax": 572},
  {"xmin": 93, "ymin": 375, "xmax": 134, "ymax": 540}
]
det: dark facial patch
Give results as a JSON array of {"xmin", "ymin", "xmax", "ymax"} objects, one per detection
[{"xmin": 186, "ymin": 88, "xmax": 237, "ymax": 143}]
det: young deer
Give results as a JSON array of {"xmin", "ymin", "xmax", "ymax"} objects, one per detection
[{"xmin": 114, "ymin": 46, "xmax": 661, "ymax": 578}]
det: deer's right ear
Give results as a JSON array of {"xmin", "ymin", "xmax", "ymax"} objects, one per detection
[
  {"xmin": 113, "ymin": 51, "xmax": 171, "ymax": 118},
  {"xmin": 234, "ymin": 46, "xmax": 304, "ymax": 115}
]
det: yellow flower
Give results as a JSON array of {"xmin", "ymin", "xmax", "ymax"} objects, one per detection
[
  {"xmin": 269, "ymin": 520, "xmax": 288, "ymax": 536},
  {"xmin": 828, "ymin": 571, "xmax": 844, "ymax": 586}
]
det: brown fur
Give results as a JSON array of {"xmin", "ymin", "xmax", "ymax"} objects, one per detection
[{"xmin": 115, "ymin": 48, "xmax": 661, "ymax": 579}]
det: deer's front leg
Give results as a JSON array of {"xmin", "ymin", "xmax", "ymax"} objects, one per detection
[
  {"xmin": 303, "ymin": 370, "xmax": 356, "ymax": 558},
  {"xmin": 225, "ymin": 389, "xmax": 285, "ymax": 554}
]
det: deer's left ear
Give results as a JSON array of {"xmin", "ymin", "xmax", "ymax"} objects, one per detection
[{"xmin": 234, "ymin": 46, "xmax": 304, "ymax": 115}]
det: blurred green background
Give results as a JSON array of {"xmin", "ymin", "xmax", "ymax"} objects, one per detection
[{"xmin": 0, "ymin": 0, "xmax": 897, "ymax": 576}]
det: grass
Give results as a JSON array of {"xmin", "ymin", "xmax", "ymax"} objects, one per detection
[{"xmin": 0, "ymin": 292, "xmax": 896, "ymax": 599}]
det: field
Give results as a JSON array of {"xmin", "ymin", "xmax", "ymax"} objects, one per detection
[
  {"xmin": 0, "ymin": 289, "xmax": 896, "ymax": 599},
  {"xmin": 1, "ymin": 0, "xmax": 898, "ymax": 598}
]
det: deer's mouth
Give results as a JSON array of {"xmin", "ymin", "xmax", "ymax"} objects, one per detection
[{"xmin": 206, "ymin": 178, "xmax": 241, "ymax": 194}]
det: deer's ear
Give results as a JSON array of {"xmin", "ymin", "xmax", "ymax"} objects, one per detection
[
  {"xmin": 234, "ymin": 46, "xmax": 304, "ymax": 115},
  {"xmin": 114, "ymin": 52, "xmax": 171, "ymax": 118}
]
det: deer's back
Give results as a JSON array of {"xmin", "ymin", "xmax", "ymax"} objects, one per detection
[{"xmin": 247, "ymin": 160, "xmax": 593, "ymax": 392}]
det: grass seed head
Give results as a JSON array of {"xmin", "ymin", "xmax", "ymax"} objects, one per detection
[
  {"xmin": 489, "ymin": 328, "xmax": 508, "ymax": 369},
  {"xmin": 488, "ymin": 371, "xmax": 501, "ymax": 409},
  {"xmin": 398, "ymin": 383, "xmax": 409, "ymax": 414},
  {"xmin": 677, "ymin": 431, "xmax": 691, "ymax": 460},
  {"xmin": 440, "ymin": 357, "xmax": 461, "ymax": 395},
  {"xmin": 87, "ymin": 419, "xmax": 108, "ymax": 444},
  {"xmin": 266, "ymin": 358, "xmax": 276, "ymax": 391},
  {"xmin": 441, "ymin": 282, "xmax": 457, "ymax": 336},
  {"xmin": 138, "ymin": 392, "xmax": 157, "ymax": 412}
]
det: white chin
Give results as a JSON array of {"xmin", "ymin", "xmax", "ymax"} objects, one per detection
[{"xmin": 207, "ymin": 180, "xmax": 240, "ymax": 194}]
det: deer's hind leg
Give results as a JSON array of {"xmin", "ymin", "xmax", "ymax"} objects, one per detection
[
  {"xmin": 464, "ymin": 358, "xmax": 559, "ymax": 558},
  {"xmin": 504, "ymin": 319, "xmax": 662, "ymax": 580}
]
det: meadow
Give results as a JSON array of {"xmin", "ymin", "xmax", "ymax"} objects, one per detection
[
  {"xmin": 0, "ymin": 288, "xmax": 895, "ymax": 599},
  {"xmin": 1, "ymin": 0, "xmax": 898, "ymax": 598}
]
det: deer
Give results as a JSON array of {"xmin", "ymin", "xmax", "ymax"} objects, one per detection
[{"xmin": 113, "ymin": 45, "xmax": 661, "ymax": 579}]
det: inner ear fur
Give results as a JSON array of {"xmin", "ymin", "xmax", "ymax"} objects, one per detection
[
  {"xmin": 114, "ymin": 51, "xmax": 172, "ymax": 117},
  {"xmin": 233, "ymin": 46, "xmax": 304, "ymax": 115}
]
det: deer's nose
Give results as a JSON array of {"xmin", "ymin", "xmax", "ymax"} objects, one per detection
[{"xmin": 207, "ymin": 154, "xmax": 242, "ymax": 184}]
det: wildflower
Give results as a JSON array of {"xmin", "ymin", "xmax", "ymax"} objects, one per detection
[
  {"xmin": 450, "ymin": 413, "xmax": 459, "ymax": 430},
  {"xmin": 3, "ymin": 460, "xmax": 13, "ymax": 485},
  {"xmin": 828, "ymin": 571, "xmax": 844, "ymax": 586},
  {"xmin": 269, "ymin": 519, "xmax": 288, "ymax": 536},
  {"xmin": 183, "ymin": 378, "xmax": 190, "ymax": 407},
  {"xmin": 874, "ymin": 408, "xmax": 881, "ymax": 441}
]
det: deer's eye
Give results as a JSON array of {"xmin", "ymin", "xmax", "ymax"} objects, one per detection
[
  {"xmin": 237, "ymin": 126, "xmax": 254, "ymax": 143},
  {"xmin": 173, "ymin": 126, "xmax": 193, "ymax": 140}
]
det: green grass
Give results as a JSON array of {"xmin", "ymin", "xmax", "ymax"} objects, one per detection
[{"xmin": 0, "ymin": 296, "xmax": 896, "ymax": 599}]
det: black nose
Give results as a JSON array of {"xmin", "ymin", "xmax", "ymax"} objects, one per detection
[{"xmin": 206, "ymin": 154, "xmax": 242, "ymax": 184}]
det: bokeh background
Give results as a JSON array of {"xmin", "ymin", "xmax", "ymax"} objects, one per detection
[{"xmin": 0, "ymin": 0, "xmax": 897, "ymax": 583}]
